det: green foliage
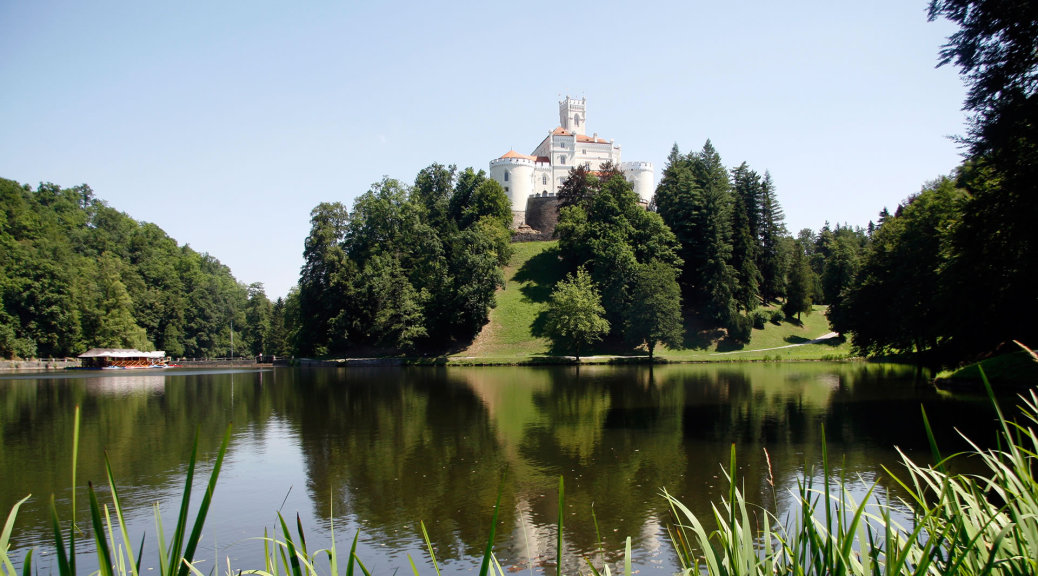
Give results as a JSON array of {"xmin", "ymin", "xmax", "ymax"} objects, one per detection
[
  {"xmin": 544, "ymin": 268, "xmax": 609, "ymax": 360},
  {"xmin": 626, "ymin": 260, "xmax": 683, "ymax": 358},
  {"xmin": 813, "ymin": 224, "xmax": 867, "ymax": 305},
  {"xmin": 299, "ymin": 201, "xmax": 353, "ymax": 356},
  {"xmin": 828, "ymin": 177, "xmax": 966, "ymax": 356},
  {"xmin": 243, "ymin": 283, "xmax": 273, "ymax": 356},
  {"xmin": 900, "ymin": 2, "xmax": 1038, "ymax": 358},
  {"xmin": 655, "ymin": 141, "xmax": 785, "ymax": 325},
  {"xmin": 782, "ymin": 240, "xmax": 814, "ymax": 322},
  {"xmin": 749, "ymin": 308, "xmax": 769, "ymax": 330},
  {"xmin": 556, "ymin": 168, "xmax": 682, "ymax": 347},
  {"xmin": 757, "ymin": 172, "xmax": 787, "ymax": 303},
  {"xmin": 0, "ymin": 178, "xmax": 256, "ymax": 358},
  {"xmin": 294, "ymin": 165, "xmax": 512, "ymax": 355},
  {"xmin": 726, "ymin": 313, "xmax": 753, "ymax": 344}
]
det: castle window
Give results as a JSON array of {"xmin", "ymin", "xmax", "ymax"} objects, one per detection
[
  {"xmin": 504, "ymin": 186, "xmax": 509, "ymax": 193},
  {"xmin": 504, "ymin": 171, "xmax": 509, "ymax": 182},
  {"xmin": 559, "ymin": 155, "xmax": 566, "ymax": 164},
  {"xmin": 542, "ymin": 175, "xmax": 547, "ymax": 185}
]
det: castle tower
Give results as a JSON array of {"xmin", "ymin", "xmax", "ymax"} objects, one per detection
[
  {"xmin": 622, "ymin": 162, "xmax": 655, "ymax": 205},
  {"xmin": 559, "ymin": 96, "xmax": 587, "ymax": 136},
  {"xmin": 489, "ymin": 150, "xmax": 536, "ymax": 228}
]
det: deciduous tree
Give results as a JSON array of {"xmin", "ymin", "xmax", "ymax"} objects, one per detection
[
  {"xmin": 626, "ymin": 260, "xmax": 683, "ymax": 359},
  {"xmin": 544, "ymin": 268, "xmax": 609, "ymax": 360}
]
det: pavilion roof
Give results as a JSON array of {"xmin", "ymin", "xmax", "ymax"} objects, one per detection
[{"xmin": 78, "ymin": 348, "xmax": 166, "ymax": 359}]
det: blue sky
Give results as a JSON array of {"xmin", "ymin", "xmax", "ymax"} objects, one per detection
[{"xmin": 0, "ymin": 0, "xmax": 967, "ymax": 299}]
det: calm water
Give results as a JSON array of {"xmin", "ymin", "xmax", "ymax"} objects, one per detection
[{"xmin": 0, "ymin": 364, "xmax": 1008, "ymax": 574}]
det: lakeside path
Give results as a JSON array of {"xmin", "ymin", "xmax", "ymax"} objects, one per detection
[{"xmin": 709, "ymin": 332, "xmax": 841, "ymax": 355}]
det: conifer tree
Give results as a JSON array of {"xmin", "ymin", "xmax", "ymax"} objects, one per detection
[
  {"xmin": 758, "ymin": 171, "xmax": 787, "ymax": 303},
  {"xmin": 783, "ymin": 245, "xmax": 813, "ymax": 322}
]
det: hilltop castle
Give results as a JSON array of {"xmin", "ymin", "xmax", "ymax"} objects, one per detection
[{"xmin": 489, "ymin": 97, "xmax": 654, "ymax": 231}]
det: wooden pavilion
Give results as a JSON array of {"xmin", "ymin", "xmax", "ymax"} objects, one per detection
[{"xmin": 78, "ymin": 348, "xmax": 167, "ymax": 368}]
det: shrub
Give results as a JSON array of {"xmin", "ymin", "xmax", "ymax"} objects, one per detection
[
  {"xmin": 727, "ymin": 314, "xmax": 753, "ymax": 343},
  {"xmin": 769, "ymin": 309, "xmax": 784, "ymax": 325},
  {"xmin": 749, "ymin": 308, "xmax": 769, "ymax": 329}
]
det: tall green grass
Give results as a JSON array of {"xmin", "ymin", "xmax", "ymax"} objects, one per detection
[
  {"xmin": 1, "ymin": 407, "xmax": 232, "ymax": 576},
  {"xmin": 666, "ymin": 366, "xmax": 1038, "ymax": 575}
]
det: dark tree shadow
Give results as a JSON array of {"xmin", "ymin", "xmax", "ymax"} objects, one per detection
[
  {"xmin": 531, "ymin": 311, "xmax": 549, "ymax": 338},
  {"xmin": 513, "ymin": 246, "xmax": 567, "ymax": 304},
  {"xmin": 784, "ymin": 335, "xmax": 810, "ymax": 344},
  {"xmin": 715, "ymin": 337, "xmax": 746, "ymax": 353},
  {"xmin": 817, "ymin": 334, "xmax": 847, "ymax": 347},
  {"xmin": 680, "ymin": 310, "xmax": 725, "ymax": 350},
  {"xmin": 514, "ymin": 246, "xmax": 569, "ymax": 339}
]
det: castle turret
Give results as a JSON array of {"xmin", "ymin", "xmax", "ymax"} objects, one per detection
[
  {"xmin": 559, "ymin": 96, "xmax": 587, "ymax": 136},
  {"xmin": 490, "ymin": 150, "xmax": 536, "ymax": 228},
  {"xmin": 622, "ymin": 161, "xmax": 655, "ymax": 205}
]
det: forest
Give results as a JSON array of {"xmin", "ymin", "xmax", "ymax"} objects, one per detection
[{"xmin": 0, "ymin": 178, "xmax": 274, "ymax": 358}]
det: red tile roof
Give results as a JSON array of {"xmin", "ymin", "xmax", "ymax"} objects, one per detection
[{"xmin": 498, "ymin": 149, "xmax": 537, "ymax": 160}]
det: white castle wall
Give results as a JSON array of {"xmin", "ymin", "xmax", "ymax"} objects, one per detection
[
  {"xmin": 622, "ymin": 161, "xmax": 655, "ymax": 204},
  {"xmin": 489, "ymin": 156, "xmax": 535, "ymax": 216}
]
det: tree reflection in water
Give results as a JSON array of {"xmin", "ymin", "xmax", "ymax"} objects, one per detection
[{"xmin": 0, "ymin": 363, "xmax": 1005, "ymax": 575}]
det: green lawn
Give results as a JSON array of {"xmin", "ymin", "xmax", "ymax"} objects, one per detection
[
  {"xmin": 657, "ymin": 304, "xmax": 851, "ymax": 362},
  {"xmin": 935, "ymin": 347, "xmax": 1038, "ymax": 389},
  {"xmin": 454, "ymin": 240, "xmax": 559, "ymax": 360},
  {"xmin": 454, "ymin": 241, "xmax": 853, "ymax": 363}
]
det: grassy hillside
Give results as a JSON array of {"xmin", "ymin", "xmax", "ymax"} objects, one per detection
[
  {"xmin": 454, "ymin": 241, "xmax": 853, "ymax": 363},
  {"xmin": 934, "ymin": 347, "xmax": 1038, "ymax": 389},
  {"xmin": 456, "ymin": 241, "xmax": 559, "ymax": 359}
]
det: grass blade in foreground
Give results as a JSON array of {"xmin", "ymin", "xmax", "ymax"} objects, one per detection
[
  {"xmin": 555, "ymin": 477, "xmax": 563, "ymax": 576},
  {"xmin": 1, "ymin": 495, "xmax": 31, "ymax": 576},
  {"xmin": 175, "ymin": 424, "xmax": 231, "ymax": 576},
  {"xmin": 478, "ymin": 487, "xmax": 503, "ymax": 576}
]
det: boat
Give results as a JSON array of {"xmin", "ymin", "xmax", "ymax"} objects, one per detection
[{"xmin": 75, "ymin": 348, "xmax": 169, "ymax": 370}]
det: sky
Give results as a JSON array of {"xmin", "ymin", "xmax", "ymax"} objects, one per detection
[{"xmin": 0, "ymin": 0, "xmax": 968, "ymax": 299}]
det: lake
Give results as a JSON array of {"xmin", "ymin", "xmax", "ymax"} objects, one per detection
[{"xmin": 0, "ymin": 364, "xmax": 1008, "ymax": 574}]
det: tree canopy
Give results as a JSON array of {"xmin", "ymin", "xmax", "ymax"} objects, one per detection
[
  {"xmin": 0, "ymin": 178, "xmax": 270, "ymax": 359},
  {"xmin": 295, "ymin": 165, "xmax": 512, "ymax": 355},
  {"xmin": 544, "ymin": 267, "xmax": 610, "ymax": 360}
]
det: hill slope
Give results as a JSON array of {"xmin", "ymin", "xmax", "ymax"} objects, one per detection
[{"xmin": 455, "ymin": 241, "xmax": 852, "ymax": 362}]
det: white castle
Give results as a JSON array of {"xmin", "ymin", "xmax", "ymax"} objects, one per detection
[{"xmin": 490, "ymin": 97, "xmax": 654, "ymax": 228}]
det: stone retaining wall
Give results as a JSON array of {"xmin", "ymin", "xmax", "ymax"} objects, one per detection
[{"xmin": 0, "ymin": 358, "xmax": 80, "ymax": 372}]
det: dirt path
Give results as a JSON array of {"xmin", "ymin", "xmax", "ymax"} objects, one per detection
[{"xmin": 710, "ymin": 332, "xmax": 841, "ymax": 355}]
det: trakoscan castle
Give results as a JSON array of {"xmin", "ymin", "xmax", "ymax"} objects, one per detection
[{"xmin": 490, "ymin": 97, "xmax": 654, "ymax": 234}]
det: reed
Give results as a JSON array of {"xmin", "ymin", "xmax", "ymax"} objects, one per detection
[
  {"xmin": 664, "ymin": 367, "xmax": 1038, "ymax": 576},
  {"xmin": 0, "ymin": 411, "xmax": 231, "ymax": 576}
]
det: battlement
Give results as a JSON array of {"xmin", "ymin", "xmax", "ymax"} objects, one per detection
[
  {"xmin": 622, "ymin": 161, "xmax": 653, "ymax": 171},
  {"xmin": 559, "ymin": 96, "xmax": 586, "ymax": 108},
  {"xmin": 490, "ymin": 156, "xmax": 535, "ymax": 167}
]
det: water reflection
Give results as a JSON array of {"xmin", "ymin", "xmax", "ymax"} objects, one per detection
[{"xmin": 0, "ymin": 364, "xmax": 1009, "ymax": 575}]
